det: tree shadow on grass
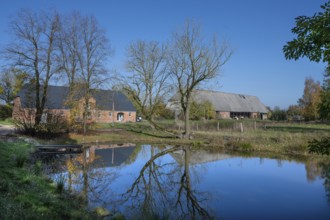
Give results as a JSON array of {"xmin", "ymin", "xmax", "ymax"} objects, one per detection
[{"xmin": 127, "ymin": 127, "xmax": 179, "ymax": 139}]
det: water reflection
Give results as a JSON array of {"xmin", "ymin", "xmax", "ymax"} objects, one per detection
[
  {"xmin": 42, "ymin": 144, "xmax": 330, "ymax": 219},
  {"xmin": 122, "ymin": 146, "xmax": 212, "ymax": 219},
  {"xmin": 319, "ymin": 161, "xmax": 330, "ymax": 204}
]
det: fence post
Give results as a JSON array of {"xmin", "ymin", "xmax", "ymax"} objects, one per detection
[
  {"xmin": 217, "ymin": 121, "xmax": 219, "ymax": 131},
  {"xmin": 254, "ymin": 121, "xmax": 257, "ymax": 130},
  {"xmin": 240, "ymin": 122, "xmax": 244, "ymax": 132}
]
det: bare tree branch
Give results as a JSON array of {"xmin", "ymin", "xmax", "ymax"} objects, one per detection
[
  {"xmin": 121, "ymin": 40, "xmax": 171, "ymax": 129},
  {"xmin": 168, "ymin": 20, "xmax": 233, "ymax": 139}
]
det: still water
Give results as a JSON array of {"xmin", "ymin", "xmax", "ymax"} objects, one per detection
[{"xmin": 48, "ymin": 144, "xmax": 330, "ymax": 219}]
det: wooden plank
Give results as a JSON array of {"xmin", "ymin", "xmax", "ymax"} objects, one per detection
[
  {"xmin": 36, "ymin": 144, "xmax": 82, "ymax": 149},
  {"xmin": 37, "ymin": 151, "xmax": 82, "ymax": 154},
  {"xmin": 36, "ymin": 144, "xmax": 83, "ymax": 155}
]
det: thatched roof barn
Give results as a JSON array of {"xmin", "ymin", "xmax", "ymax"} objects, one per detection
[{"xmin": 167, "ymin": 90, "xmax": 268, "ymax": 120}]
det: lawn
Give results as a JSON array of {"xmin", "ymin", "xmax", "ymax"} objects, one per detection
[
  {"xmin": 0, "ymin": 139, "xmax": 96, "ymax": 219},
  {"xmin": 46, "ymin": 119, "xmax": 330, "ymax": 156}
]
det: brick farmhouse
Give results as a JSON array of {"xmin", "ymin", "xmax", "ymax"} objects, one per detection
[{"xmin": 13, "ymin": 85, "xmax": 136, "ymax": 124}]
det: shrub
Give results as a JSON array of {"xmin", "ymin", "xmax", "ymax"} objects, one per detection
[
  {"xmin": 14, "ymin": 110, "xmax": 69, "ymax": 138},
  {"xmin": 270, "ymin": 107, "xmax": 287, "ymax": 121},
  {"xmin": 308, "ymin": 137, "xmax": 330, "ymax": 155},
  {"xmin": 0, "ymin": 105, "xmax": 12, "ymax": 120},
  {"xmin": 239, "ymin": 142, "xmax": 253, "ymax": 150}
]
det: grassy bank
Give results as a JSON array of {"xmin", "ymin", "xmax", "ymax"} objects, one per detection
[
  {"xmin": 0, "ymin": 139, "xmax": 95, "ymax": 219},
  {"xmin": 46, "ymin": 120, "xmax": 330, "ymax": 156}
]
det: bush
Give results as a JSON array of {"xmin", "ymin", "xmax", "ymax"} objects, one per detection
[
  {"xmin": 270, "ymin": 107, "xmax": 287, "ymax": 121},
  {"xmin": 0, "ymin": 105, "xmax": 12, "ymax": 120},
  {"xmin": 308, "ymin": 137, "xmax": 330, "ymax": 155},
  {"xmin": 14, "ymin": 110, "xmax": 69, "ymax": 138}
]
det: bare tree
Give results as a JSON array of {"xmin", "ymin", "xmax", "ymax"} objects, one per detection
[
  {"xmin": 57, "ymin": 11, "xmax": 82, "ymax": 90},
  {"xmin": 122, "ymin": 40, "xmax": 170, "ymax": 129},
  {"xmin": 74, "ymin": 14, "xmax": 112, "ymax": 134},
  {"xmin": 168, "ymin": 21, "xmax": 232, "ymax": 139},
  {"xmin": 3, "ymin": 9, "xmax": 60, "ymax": 126}
]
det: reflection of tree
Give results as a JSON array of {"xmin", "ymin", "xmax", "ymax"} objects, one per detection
[
  {"xmin": 319, "ymin": 161, "xmax": 330, "ymax": 203},
  {"xmin": 176, "ymin": 147, "xmax": 211, "ymax": 219},
  {"xmin": 78, "ymin": 147, "xmax": 119, "ymax": 205},
  {"xmin": 305, "ymin": 158, "xmax": 330, "ymax": 203},
  {"xmin": 46, "ymin": 147, "xmax": 119, "ymax": 206},
  {"xmin": 122, "ymin": 145, "xmax": 213, "ymax": 219},
  {"xmin": 305, "ymin": 159, "xmax": 323, "ymax": 182}
]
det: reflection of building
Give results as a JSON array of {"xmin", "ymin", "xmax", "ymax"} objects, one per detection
[
  {"xmin": 78, "ymin": 144, "xmax": 136, "ymax": 167},
  {"xmin": 170, "ymin": 149, "xmax": 233, "ymax": 166},
  {"xmin": 13, "ymin": 85, "xmax": 136, "ymax": 123}
]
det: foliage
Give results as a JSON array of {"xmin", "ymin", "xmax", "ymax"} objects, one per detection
[
  {"xmin": 154, "ymin": 102, "xmax": 174, "ymax": 120},
  {"xmin": 190, "ymin": 100, "xmax": 215, "ymax": 120},
  {"xmin": 0, "ymin": 140, "xmax": 94, "ymax": 219},
  {"xmin": 287, "ymin": 104, "xmax": 302, "ymax": 121},
  {"xmin": 0, "ymin": 104, "xmax": 12, "ymax": 120},
  {"xmin": 283, "ymin": 1, "xmax": 330, "ymax": 63},
  {"xmin": 308, "ymin": 137, "xmax": 330, "ymax": 155},
  {"xmin": 283, "ymin": 1, "xmax": 330, "ymax": 120},
  {"xmin": 0, "ymin": 68, "xmax": 28, "ymax": 105},
  {"xmin": 319, "ymin": 70, "xmax": 330, "ymax": 120},
  {"xmin": 319, "ymin": 90, "xmax": 330, "ymax": 120},
  {"xmin": 298, "ymin": 77, "xmax": 322, "ymax": 121},
  {"xmin": 0, "ymin": 118, "xmax": 14, "ymax": 125},
  {"xmin": 270, "ymin": 106, "xmax": 287, "ymax": 121}
]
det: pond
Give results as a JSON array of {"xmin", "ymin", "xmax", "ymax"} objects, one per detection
[{"xmin": 45, "ymin": 144, "xmax": 330, "ymax": 219}]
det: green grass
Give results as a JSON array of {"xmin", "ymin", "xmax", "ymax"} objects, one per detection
[
  {"xmin": 264, "ymin": 123, "xmax": 330, "ymax": 133},
  {"xmin": 0, "ymin": 140, "xmax": 95, "ymax": 219},
  {"xmin": 86, "ymin": 120, "xmax": 330, "ymax": 155},
  {"xmin": 0, "ymin": 118, "xmax": 14, "ymax": 126},
  {"xmin": 40, "ymin": 119, "xmax": 330, "ymax": 156}
]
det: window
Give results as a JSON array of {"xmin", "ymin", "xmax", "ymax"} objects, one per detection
[
  {"xmin": 109, "ymin": 112, "xmax": 112, "ymax": 117},
  {"xmin": 97, "ymin": 112, "xmax": 101, "ymax": 118},
  {"xmin": 128, "ymin": 112, "xmax": 131, "ymax": 117}
]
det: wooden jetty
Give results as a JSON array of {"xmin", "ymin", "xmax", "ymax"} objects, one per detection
[{"xmin": 36, "ymin": 144, "xmax": 83, "ymax": 154}]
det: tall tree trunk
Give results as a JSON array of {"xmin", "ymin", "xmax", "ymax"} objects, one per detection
[
  {"xmin": 184, "ymin": 102, "xmax": 191, "ymax": 139},
  {"xmin": 35, "ymin": 75, "xmax": 41, "ymax": 126},
  {"xmin": 83, "ymin": 96, "xmax": 89, "ymax": 135}
]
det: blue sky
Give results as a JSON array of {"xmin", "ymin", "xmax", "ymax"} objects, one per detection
[{"xmin": 0, "ymin": 0, "xmax": 327, "ymax": 109}]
